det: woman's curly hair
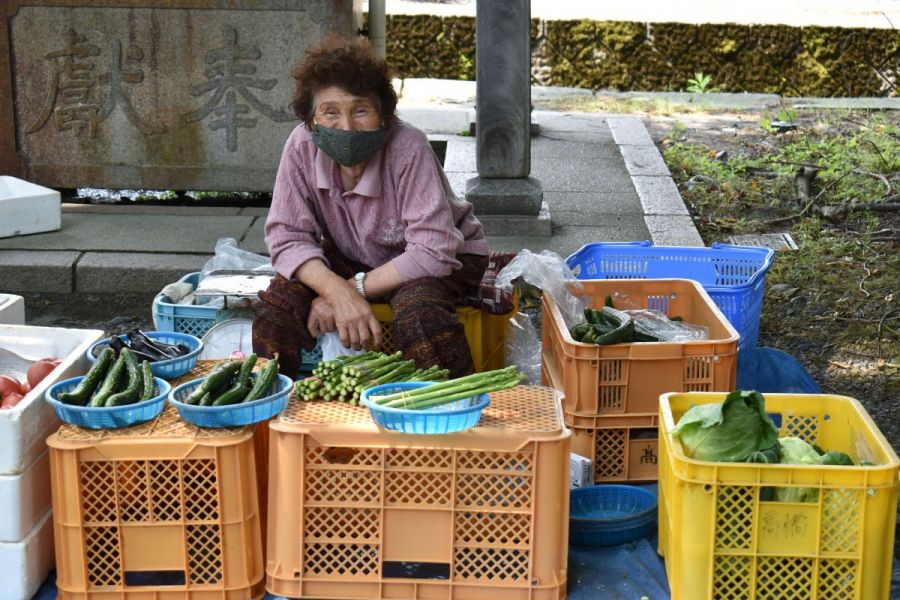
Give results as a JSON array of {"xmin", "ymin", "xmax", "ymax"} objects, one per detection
[{"xmin": 291, "ymin": 35, "xmax": 398, "ymax": 128}]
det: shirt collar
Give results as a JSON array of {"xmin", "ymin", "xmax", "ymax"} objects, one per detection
[{"xmin": 314, "ymin": 145, "xmax": 384, "ymax": 198}]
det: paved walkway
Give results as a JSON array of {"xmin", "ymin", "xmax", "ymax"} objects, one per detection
[{"xmin": 0, "ymin": 82, "xmax": 699, "ymax": 299}]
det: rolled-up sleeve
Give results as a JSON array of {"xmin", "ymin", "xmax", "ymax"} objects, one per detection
[
  {"xmin": 265, "ymin": 135, "xmax": 328, "ymax": 280},
  {"xmin": 388, "ymin": 143, "xmax": 465, "ymax": 281}
]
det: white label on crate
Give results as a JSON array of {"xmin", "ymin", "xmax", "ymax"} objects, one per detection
[{"xmin": 570, "ymin": 452, "xmax": 593, "ymax": 488}]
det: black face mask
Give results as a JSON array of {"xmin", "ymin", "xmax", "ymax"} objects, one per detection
[{"xmin": 312, "ymin": 122, "xmax": 387, "ymax": 167}]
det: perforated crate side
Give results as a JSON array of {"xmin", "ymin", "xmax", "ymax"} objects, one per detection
[
  {"xmin": 48, "ymin": 423, "xmax": 264, "ymax": 600},
  {"xmin": 541, "ymin": 278, "xmax": 738, "ymax": 416},
  {"xmin": 659, "ymin": 392, "xmax": 900, "ymax": 600},
  {"xmin": 266, "ymin": 386, "xmax": 569, "ymax": 600},
  {"xmin": 371, "ymin": 303, "xmax": 506, "ymax": 373},
  {"xmin": 564, "ymin": 410, "xmax": 659, "ymax": 483},
  {"xmin": 154, "ymin": 272, "xmax": 321, "ymax": 370}
]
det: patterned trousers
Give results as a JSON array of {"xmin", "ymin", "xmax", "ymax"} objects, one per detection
[{"xmin": 252, "ymin": 240, "xmax": 488, "ymax": 379}]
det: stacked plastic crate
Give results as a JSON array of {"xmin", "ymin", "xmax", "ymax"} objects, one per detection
[
  {"xmin": 541, "ymin": 278, "xmax": 739, "ymax": 484},
  {"xmin": 47, "ymin": 407, "xmax": 264, "ymax": 600},
  {"xmin": 265, "ymin": 386, "xmax": 570, "ymax": 600},
  {"xmin": 0, "ymin": 324, "xmax": 103, "ymax": 598}
]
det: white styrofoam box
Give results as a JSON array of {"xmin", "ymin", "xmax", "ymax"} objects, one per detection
[
  {"xmin": 0, "ymin": 324, "xmax": 104, "ymax": 475},
  {"xmin": 0, "ymin": 510, "xmax": 54, "ymax": 600},
  {"xmin": 570, "ymin": 452, "xmax": 593, "ymax": 488},
  {"xmin": 0, "ymin": 176, "xmax": 61, "ymax": 239},
  {"xmin": 0, "ymin": 295, "xmax": 25, "ymax": 325},
  {"xmin": 0, "ymin": 450, "xmax": 50, "ymax": 542}
]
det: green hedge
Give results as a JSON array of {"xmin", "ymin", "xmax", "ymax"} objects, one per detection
[{"xmin": 384, "ymin": 15, "xmax": 899, "ymax": 97}]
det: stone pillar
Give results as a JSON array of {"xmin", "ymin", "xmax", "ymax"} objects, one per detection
[{"xmin": 466, "ymin": 0, "xmax": 542, "ymax": 216}]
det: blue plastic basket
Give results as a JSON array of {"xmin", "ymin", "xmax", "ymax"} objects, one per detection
[
  {"xmin": 360, "ymin": 382, "xmax": 490, "ymax": 434},
  {"xmin": 168, "ymin": 373, "xmax": 292, "ymax": 427},
  {"xmin": 153, "ymin": 272, "xmax": 323, "ymax": 370},
  {"xmin": 567, "ymin": 241, "xmax": 774, "ymax": 350},
  {"xmin": 87, "ymin": 331, "xmax": 202, "ymax": 379},
  {"xmin": 46, "ymin": 376, "xmax": 170, "ymax": 429},
  {"xmin": 569, "ymin": 484, "xmax": 658, "ymax": 547}
]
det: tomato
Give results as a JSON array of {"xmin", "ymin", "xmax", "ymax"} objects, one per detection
[
  {"xmin": 0, "ymin": 375, "xmax": 22, "ymax": 398},
  {"xmin": 27, "ymin": 360, "xmax": 57, "ymax": 388},
  {"xmin": 1, "ymin": 392, "xmax": 24, "ymax": 409}
]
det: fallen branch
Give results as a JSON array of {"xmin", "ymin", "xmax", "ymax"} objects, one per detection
[
  {"xmin": 859, "ymin": 262, "xmax": 871, "ymax": 298},
  {"xmin": 820, "ymin": 202, "xmax": 900, "ymax": 221},
  {"xmin": 853, "ymin": 169, "xmax": 893, "ymax": 195}
]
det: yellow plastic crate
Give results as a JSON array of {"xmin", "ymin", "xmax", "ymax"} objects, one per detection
[
  {"xmin": 265, "ymin": 386, "xmax": 570, "ymax": 600},
  {"xmin": 371, "ymin": 303, "xmax": 508, "ymax": 372},
  {"xmin": 47, "ymin": 407, "xmax": 265, "ymax": 600},
  {"xmin": 659, "ymin": 392, "xmax": 900, "ymax": 600}
]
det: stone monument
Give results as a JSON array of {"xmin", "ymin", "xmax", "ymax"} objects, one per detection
[
  {"xmin": 0, "ymin": 0, "xmax": 359, "ymax": 192},
  {"xmin": 465, "ymin": 0, "xmax": 546, "ymax": 235}
]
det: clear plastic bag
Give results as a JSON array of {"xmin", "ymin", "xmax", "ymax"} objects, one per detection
[
  {"xmin": 495, "ymin": 249, "xmax": 588, "ymax": 329},
  {"xmin": 504, "ymin": 311, "xmax": 542, "ymax": 385},
  {"xmin": 319, "ymin": 331, "xmax": 368, "ymax": 362},
  {"xmin": 626, "ymin": 309, "xmax": 709, "ymax": 342},
  {"xmin": 200, "ymin": 238, "xmax": 272, "ymax": 282}
]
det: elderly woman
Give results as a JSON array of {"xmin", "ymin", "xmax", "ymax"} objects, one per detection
[{"xmin": 253, "ymin": 36, "xmax": 489, "ymax": 379}]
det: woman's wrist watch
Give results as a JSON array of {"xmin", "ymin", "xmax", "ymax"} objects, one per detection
[{"xmin": 354, "ymin": 272, "xmax": 367, "ymax": 298}]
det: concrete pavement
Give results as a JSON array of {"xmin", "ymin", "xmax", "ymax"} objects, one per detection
[{"xmin": 0, "ymin": 91, "xmax": 700, "ymax": 300}]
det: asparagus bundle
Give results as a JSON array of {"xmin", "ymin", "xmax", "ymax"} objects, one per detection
[
  {"xmin": 295, "ymin": 351, "xmax": 450, "ymax": 404},
  {"xmin": 366, "ymin": 366, "xmax": 526, "ymax": 410}
]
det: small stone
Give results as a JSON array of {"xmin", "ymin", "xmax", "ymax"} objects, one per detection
[
  {"xmin": 109, "ymin": 315, "xmax": 136, "ymax": 326},
  {"xmin": 769, "ymin": 283, "xmax": 799, "ymax": 298}
]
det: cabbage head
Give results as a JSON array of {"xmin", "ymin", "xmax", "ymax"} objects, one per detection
[
  {"xmin": 774, "ymin": 437, "xmax": 822, "ymax": 502},
  {"xmin": 671, "ymin": 390, "xmax": 779, "ymax": 462}
]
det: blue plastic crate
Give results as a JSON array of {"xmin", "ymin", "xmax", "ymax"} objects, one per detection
[
  {"xmin": 153, "ymin": 272, "xmax": 323, "ymax": 370},
  {"xmin": 46, "ymin": 376, "xmax": 170, "ymax": 429},
  {"xmin": 360, "ymin": 382, "xmax": 490, "ymax": 434},
  {"xmin": 567, "ymin": 241, "xmax": 774, "ymax": 350},
  {"xmin": 569, "ymin": 484, "xmax": 658, "ymax": 547},
  {"xmin": 86, "ymin": 331, "xmax": 203, "ymax": 379},
  {"xmin": 168, "ymin": 373, "xmax": 292, "ymax": 427}
]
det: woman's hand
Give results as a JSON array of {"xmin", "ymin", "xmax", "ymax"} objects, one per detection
[
  {"xmin": 307, "ymin": 296, "xmax": 336, "ymax": 337},
  {"xmin": 323, "ymin": 281, "xmax": 383, "ymax": 351}
]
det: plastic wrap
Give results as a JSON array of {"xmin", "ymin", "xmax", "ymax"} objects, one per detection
[
  {"xmin": 200, "ymin": 238, "xmax": 272, "ymax": 281},
  {"xmin": 626, "ymin": 309, "xmax": 709, "ymax": 342},
  {"xmin": 496, "ymin": 249, "xmax": 588, "ymax": 329},
  {"xmin": 504, "ymin": 311, "xmax": 542, "ymax": 385}
]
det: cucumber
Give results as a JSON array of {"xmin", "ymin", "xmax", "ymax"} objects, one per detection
[
  {"xmin": 59, "ymin": 347, "xmax": 113, "ymax": 405},
  {"xmin": 210, "ymin": 355, "xmax": 257, "ymax": 406},
  {"xmin": 184, "ymin": 360, "xmax": 240, "ymax": 405},
  {"xmin": 89, "ymin": 353, "xmax": 128, "ymax": 407},
  {"xmin": 106, "ymin": 349, "xmax": 143, "ymax": 406},
  {"xmin": 593, "ymin": 307, "xmax": 635, "ymax": 345},
  {"xmin": 244, "ymin": 357, "xmax": 279, "ymax": 402},
  {"xmin": 140, "ymin": 360, "xmax": 155, "ymax": 400}
]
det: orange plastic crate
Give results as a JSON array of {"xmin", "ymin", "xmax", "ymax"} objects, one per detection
[
  {"xmin": 266, "ymin": 386, "xmax": 570, "ymax": 600},
  {"xmin": 541, "ymin": 278, "xmax": 738, "ymax": 416},
  {"xmin": 47, "ymin": 407, "xmax": 265, "ymax": 600},
  {"xmin": 659, "ymin": 392, "xmax": 900, "ymax": 600},
  {"xmin": 543, "ymin": 361, "xmax": 658, "ymax": 483},
  {"xmin": 565, "ymin": 410, "xmax": 659, "ymax": 483}
]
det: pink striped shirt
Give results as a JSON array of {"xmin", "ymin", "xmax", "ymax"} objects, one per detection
[{"xmin": 265, "ymin": 120, "xmax": 489, "ymax": 282}]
